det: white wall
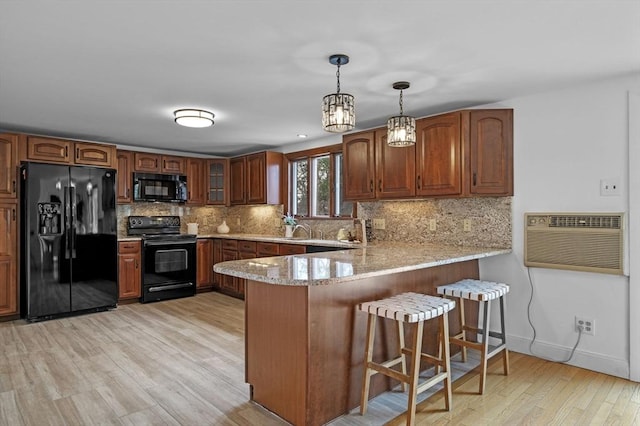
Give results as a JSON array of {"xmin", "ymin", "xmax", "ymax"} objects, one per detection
[{"xmin": 479, "ymin": 73, "xmax": 640, "ymax": 379}]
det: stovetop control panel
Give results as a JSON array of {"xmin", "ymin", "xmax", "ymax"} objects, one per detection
[{"xmin": 127, "ymin": 215, "xmax": 181, "ymax": 235}]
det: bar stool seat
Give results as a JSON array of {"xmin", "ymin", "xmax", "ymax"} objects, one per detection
[
  {"xmin": 359, "ymin": 292, "xmax": 456, "ymax": 426},
  {"xmin": 436, "ymin": 279, "xmax": 510, "ymax": 394}
]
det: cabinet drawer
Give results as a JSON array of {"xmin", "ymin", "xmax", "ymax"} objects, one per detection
[
  {"xmin": 118, "ymin": 240, "xmax": 141, "ymax": 254},
  {"xmin": 237, "ymin": 240, "xmax": 257, "ymax": 253},
  {"xmin": 257, "ymin": 242, "xmax": 279, "ymax": 256},
  {"xmin": 279, "ymin": 244, "xmax": 306, "ymax": 255},
  {"xmin": 222, "ymin": 240, "xmax": 238, "ymax": 250}
]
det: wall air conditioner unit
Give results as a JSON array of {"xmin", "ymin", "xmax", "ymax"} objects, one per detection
[{"xmin": 524, "ymin": 212, "xmax": 624, "ymax": 275}]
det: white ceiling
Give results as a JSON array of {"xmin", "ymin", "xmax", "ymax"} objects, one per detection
[{"xmin": 1, "ymin": 1, "xmax": 639, "ymax": 157}]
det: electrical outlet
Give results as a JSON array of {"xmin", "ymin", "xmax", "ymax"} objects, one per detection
[
  {"xmin": 463, "ymin": 219, "xmax": 471, "ymax": 232},
  {"xmin": 429, "ymin": 219, "xmax": 437, "ymax": 231},
  {"xmin": 372, "ymin": 218, "xmax": 386, "ymax": 230},
  {"xmin": 575, "ymin": 316, "xmax": 595, "ymax": 336},
  {"xmin": 236, "ymin": 216, "xmax": 241, "ymax": 226},
  {"xmin": 600, "ymin": 178, "xmax": 621, "ymax": 196}
]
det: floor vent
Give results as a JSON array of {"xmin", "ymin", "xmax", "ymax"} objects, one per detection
[{"xmin": 524, "ymin": 212, "xmax": 624, "ymax": 275}]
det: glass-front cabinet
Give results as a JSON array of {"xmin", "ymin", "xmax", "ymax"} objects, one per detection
[{"xmin": 207, "ymin": 159, "xmax": 228, "ymax": 205}]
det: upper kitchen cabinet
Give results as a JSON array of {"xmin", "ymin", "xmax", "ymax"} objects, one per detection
[
  {"xmin": 343, "ymin": 131, "xmax": 376, "ymax": 200},
  {"xmin": 186, "ymin": 158, "xmax": 206, "ymax": 205},
  {"xmin": 133, "ymin": 153, "xmax": 186, "ymax": 174},
  {"xmin": 375, "ymin": 129, "xmax": 416, "ymax": 198},
  {"xmin": 230, "ymin": 151, "xmax": 283, "ymax": 205},
  {"xmin": 467, "ymin": 109, "xmax": 513, "ymax": 196},
  {"xmin": 207, "ymin": 159, "xmax": 228, "ymax": 205},
  {"xmin": 0, "ymin": 134, "xmax": 18, "ymax": 200},
  {"xmin": 116, "ymin": 150, "xmax": 133, "ymax": 203},
  {"xmin": 24, "ymin": 136, "xmax": 115, "ymax": 168},
  {"xmin": 415, "ymin": 112, "xmax": 463, "ymax": 197}
]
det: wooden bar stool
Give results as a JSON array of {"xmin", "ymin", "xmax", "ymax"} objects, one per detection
[
  {"xmin": 436, "ymin": 279, "xmax": 510, "ymax": 394},
  {"xmin": 359, "ymin": 292, "xmax": 456, "ymax": 426}
]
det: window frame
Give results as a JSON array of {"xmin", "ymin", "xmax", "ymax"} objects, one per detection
[{"xmin": 285, "ymin": 144, "xmax": 354, "ymax": 219}]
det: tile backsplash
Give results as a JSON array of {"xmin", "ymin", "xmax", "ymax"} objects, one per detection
[{"xmin": 117, "ymin": 197, "xmax": 511, "ymax": 248}]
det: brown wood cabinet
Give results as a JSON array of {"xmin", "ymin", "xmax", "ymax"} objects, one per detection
[
  {"xmin": 0, "ymin": 202, "xmax": 18, "ymax": 316},
  {"xmin": 343, "ymin": 109, "xmax": 513, "ymax": 201},
  {"xmin": 196, "ymin": 239, "xmax": 214, "ymax": 290},
  {"xmin": 343, "ymin": 131, "xmax": 376, "ymax": 200},
  {"xmin": 0, "ymin": 134, "xmax": 18, "ymax": 200},
  {"xmin": 468, "ymin": 109, "xmax": 513, "ymax": 196},
  {"xmin": 25, "ymin": 136, "xmax": 115, "ymax": 168},
  {"xmin": 256, "ymin": 242, "xmax": 279, "ymax": 257},
  {"xmin": 279, "ymin": 244, "xmax": 306, "ymax": 255},
  {"xmin": 212, "ymin": 239, "xmax": 223, "ymax": 289},
  {"xmin": 186, "ymin": 158, "xmax": 206, "ymax": 205},
  {"xmin": 415, "ymin": 112, "xmax": 463, "ymax": 197},
  {"xmin": 375, "ymin": 129, "xmax": 416, "ymax": 198},
  {"xmin": 221, "ymin": 240, "xmax": 239, "ymax": 294},
  {"xmin": 133, "ymin": 153, "xmax": 186, "ymax": 174},
  {"xmin": 230, "ymin": 151, "xmax": 283, "ymax": 205},
  {"xmin": 116, "ymin": 150, "xmax": 133, "ymax": 203},
  {"xmin": 118, "ymin": 241, "xmax": 141, "ymax": 301},
  {"xmin": 207, "ymin": 159, "xmax": 228, "ymax": 205}
]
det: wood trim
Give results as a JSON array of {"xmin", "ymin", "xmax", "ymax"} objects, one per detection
[{"xmin": 285, "ymin": 143, "xmax": 342, "ymax": 161}]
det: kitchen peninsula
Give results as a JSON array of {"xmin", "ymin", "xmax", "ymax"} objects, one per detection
[{"xmin": 214, "ymin": 243, "xmax": 510, "ymax": 425}]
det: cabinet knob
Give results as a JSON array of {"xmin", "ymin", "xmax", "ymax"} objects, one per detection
[
  {"xmin": 417, "ymin": 175, "xmax": 421, "ymax": 189},
  {"xmin": 369, "ymin": 180, "xmax": 373, "ymax": 193},
  {"xmin": 12, "ymin": 180, "xmax": 16, "ymax": 193},
  {"xmin": 472, "ymin": 172, "xmax": 477, "ymax": 186},
  {"xmin": 378, "ymin": 179, "xmax": 382, "ymax": 192},
  {"xmin": 12, "ymin": 208, "xmax": 16, "ymax": 221},
  {"xmin": 135, "ymin": 259, "xmax": 139, "ymax": 269},
  {"xmin": 65, "ymin": 146, "xmax": 68, "ymax": 157}
]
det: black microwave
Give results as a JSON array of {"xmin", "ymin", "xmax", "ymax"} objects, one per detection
[{"xmin": 133, "ymin": 173, "xmax": 188, "ymax": 203}]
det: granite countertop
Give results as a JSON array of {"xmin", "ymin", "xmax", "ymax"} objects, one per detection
[
  {"xmin": 213, "ymin": 242, "xmax": 511, "ymax": 286},
  {"xmin": 195, "ymin": 233, "xmax": 361, "ymax": 248}
]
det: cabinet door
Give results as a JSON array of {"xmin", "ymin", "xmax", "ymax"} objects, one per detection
[
  {"xmin": 212, "ymin": 239, "xmax": 223, "ymax": 288},
  {"xmin": 469, "ymin": 109, "xmax": 513, "ymax": 195},
  {"xmin": 230, "ymin": 157, "xmax": 246, "ymax": 205},
  {"xmin": 375, "ymin": 129, "xmax": 415, "ymax": 198},
  {"xmin": 116, "ymin": 150, "xmax": 133, "ymax": 203},
  {"xmin": 343, "ymin": 131, "xmax": 376, "ymax": 200},
  {"xmin": 279, "ymin": 244, "xmax": 306, "ymax": 255},
  {"xmin": 118, "ymin": 241, "xmax": 141, "ymax": 300},
  {"xmin": 161, "ymin": 155, "xmax": 185, "ymax": 174},
  {"xmin": 27, "ymin": 136, "xmax": 72, "ymax": 164},
  {"xmin": 196, "ymin": 239, "xmax": 213, "ymax": 289},
  {"xmin": 246, "ymin": 152, "xmax": 266, "ymax": 204},
  {"xmin": 74, "ymin": 142, "xmax": 115, "ymax": 167},
  {"xmin": 0, "ymin": 134, "xmax": 18, "ymax": 199},
  {"xmin": 134, "ymin": 153, "xmax": 160, "ymax": 172},
  {"xmin": 0, "ymin": 202, "xmax": 18, "ymax": 315},
  {"xmin": 207, "ymin": 159, "xmax": 228, "ymax": 205},
  {"xmin": 186, "ymin": 158, "xmax": 206, "ymax": 205},
  {"xmin": 415, "ymin": 112, "xmax": 462, "ymax": 196},
  {"xmin": 221, "ymin": 249, "xmax": 239, "ymax": 292}
]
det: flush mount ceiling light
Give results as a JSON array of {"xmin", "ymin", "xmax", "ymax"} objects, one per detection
[
  {"xmin": 387, "ymin": 81, "xmax": 416, "ymax": 147},
  {"xmin": 322, "ymin": 54, "xmax": 355, "ymax": 133},
  {"xmin": 174, "ymin": 109, "xmax": 214, "ymax": 128}
]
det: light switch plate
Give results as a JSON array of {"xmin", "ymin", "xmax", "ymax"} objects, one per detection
[{"xmin": 372, "ymin": 218, "xmax": 386, "ymax": 230}]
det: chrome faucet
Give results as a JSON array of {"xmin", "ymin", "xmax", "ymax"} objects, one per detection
[{"xmin": 293, "ymin": 223, "xmax": 312, "ymax": 238}]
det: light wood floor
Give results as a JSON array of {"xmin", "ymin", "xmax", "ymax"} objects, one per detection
[{"xmin": 1, "ymin": 292, "xmax": 639, "ymax": 426}]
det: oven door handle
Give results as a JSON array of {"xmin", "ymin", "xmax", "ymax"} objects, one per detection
[
  {"xmin": 144, "ymin": 239, "xmax": 196, "ymax": 247},
  {"xmin": 148, "ymin": 282, "xmax": 194, "ymax": 292}
]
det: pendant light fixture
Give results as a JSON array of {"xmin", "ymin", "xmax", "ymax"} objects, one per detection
[
  {"xmin": 174, "ymin": 109, "xmax": 214, "ymax": 128},
  {"xmin": 387, "ymin": 81, "xmax": 416, "ymax": 146},
  {"xmin": 322, "ymin": 54, "xmax": 355, "ymax": 133}
]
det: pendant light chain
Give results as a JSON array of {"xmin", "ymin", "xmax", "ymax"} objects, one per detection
[
  {"xmin": 335, "ymin": 60, "xmax": 341, "ymax": 94},
  {"xmin": 399, "ymin": 89, "xmax": 404, "ymax": 115}
]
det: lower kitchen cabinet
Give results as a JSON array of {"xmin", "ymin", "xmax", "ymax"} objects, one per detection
[
  {"xmin": 196, "ymin": 239, "xmax": 214, "ymax": 291},
  {"xmin": 221, "ymin": 241, "xmax": 240, "ymax": 296},
  {"xmin": 0, "ymin": 202, "xmax": 18, "ymax": 317},
  {"xmin": 118, "ymin": 241, "xmax": 141, "ymax": 301}
]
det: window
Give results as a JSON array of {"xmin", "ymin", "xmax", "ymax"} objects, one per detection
[{"xmin": 287, "ymin": 145, "xmax": 353, "ymax": 218}]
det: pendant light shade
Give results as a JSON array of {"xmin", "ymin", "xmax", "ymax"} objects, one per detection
[
  {"xmin": 387, "ymin": 82, "xmax": 416, "ymax": 146},
  {"xmin": 174, "ymin": 109, "xmax": 214, "ymax": 128},
  {"xmin": 322, "ymin": 54, "xmax": 355, "ymax": 133}
]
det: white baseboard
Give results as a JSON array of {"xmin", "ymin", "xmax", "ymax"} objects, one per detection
[{"xmin": 507, "ymin": 334, "xmax": 630, "ymax": 380}]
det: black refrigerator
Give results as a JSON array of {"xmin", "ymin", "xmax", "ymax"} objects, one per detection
[{"xmin": 20, "ymin": 162, "xmax": 118, "ymax": 321}]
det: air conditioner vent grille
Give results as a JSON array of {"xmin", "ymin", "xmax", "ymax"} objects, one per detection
[
  {"xmin": 548, "ymin": 215, "xmax": 621, "ymax": 229},
  {"xmin": 525, "ymin": 212, "xmax": 624, "ymax": 275}
]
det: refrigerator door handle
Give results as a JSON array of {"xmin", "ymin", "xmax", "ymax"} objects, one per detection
[{"xmin": 70, "ymin": 185, "xmax": 77, "ymax": 259}]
